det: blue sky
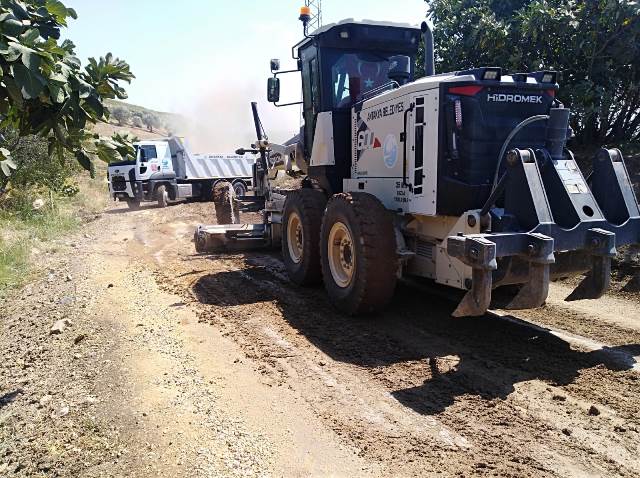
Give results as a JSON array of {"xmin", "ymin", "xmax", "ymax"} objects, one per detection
[{"xmin": 64, "ymin": 0, "xmax": 428, "ymax": 150}]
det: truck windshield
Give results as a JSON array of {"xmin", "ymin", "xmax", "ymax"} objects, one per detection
[
  {"xmin": 137, "ymin": 145, "xmax": 158, "ymax": 162},
  {"xmin": 331, "ymin": 52, "xmax": 392, "ymax": 108}
]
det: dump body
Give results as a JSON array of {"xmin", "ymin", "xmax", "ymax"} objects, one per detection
[{"xmin": 186, "ymin": 154, "xmax": 254, "ymax": 181}]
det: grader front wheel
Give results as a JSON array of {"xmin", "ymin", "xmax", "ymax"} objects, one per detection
[{"xmin": 213, "ymin": 181, "xmax": 240, "ymax": 224}]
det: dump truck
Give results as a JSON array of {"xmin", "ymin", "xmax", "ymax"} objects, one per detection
[
  {"xmin": 108, "ymin": 137, "xmax": 254, "ymax": 209},
  {"xmin": 195, "ymin": 11, "xmax": 640, "ymax": 317}
]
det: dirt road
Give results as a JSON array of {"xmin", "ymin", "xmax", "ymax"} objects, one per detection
[{"xmin": 1, "ymin": 200, "xmax": 639, "ymax": 477}]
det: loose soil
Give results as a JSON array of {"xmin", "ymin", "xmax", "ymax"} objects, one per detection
[{"xmin": 1, "ymin": 199, "xmax": 639, "ymax": 477}]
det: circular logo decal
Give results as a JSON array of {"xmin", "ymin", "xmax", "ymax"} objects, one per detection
[{"xmin": 383, "ymin": 134, "xmax": 398, "ymax": 169}]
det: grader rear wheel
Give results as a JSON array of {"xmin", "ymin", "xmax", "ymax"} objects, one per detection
[
  {"xmin": 320, "ymin": 192, "xmax": 398, "ymax": 315},
  {"xmin": 281, "ymin": 189, "xmax": 327, "ymax": 285}
]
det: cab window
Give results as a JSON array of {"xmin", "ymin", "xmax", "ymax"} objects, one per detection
[
  {"xmin": 330, "ymin": 52, "xmax": 391, "ymax": 108},
  {"xmin": 137, "ymin": 145, "xmax": 158, "ymax": 162}
]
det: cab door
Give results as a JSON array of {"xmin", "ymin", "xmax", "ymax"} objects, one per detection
[{"xmin": 301, "ymin": 47, "xmax": 320, "ymax": 159}]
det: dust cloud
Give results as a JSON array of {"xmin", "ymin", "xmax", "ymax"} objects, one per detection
[{"xmin": 173, "ymin": 80, "xmax": 301, "ymax": 155}]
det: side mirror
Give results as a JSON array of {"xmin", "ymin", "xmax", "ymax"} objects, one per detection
[
  {"xmin": 388, "ymin": 55, "xmax": 411, "ymax": 85},
  {"xmin": 270, "ymin": 59, "xmax": 280, "ymax": 72},
  {"xmin": 267, "ymin": 77, "xmax": 280, "ymax": 103},
  {"xmin": 139, "ymin": 148, "xmax": 146, "ymax": 162}
]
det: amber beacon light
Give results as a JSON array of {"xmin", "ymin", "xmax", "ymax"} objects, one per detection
[{"xmin": 299, "ymin": 6, "xmax": 311, "ymax": 23}]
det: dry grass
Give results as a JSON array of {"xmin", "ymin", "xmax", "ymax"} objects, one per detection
[{"xmin": 0, "ymin": 169, "xmax": 109, "ymax": 296}]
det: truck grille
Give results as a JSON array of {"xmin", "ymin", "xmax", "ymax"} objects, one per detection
[{"xmin": 112, "ymin": 176, "xmax": 127, "ymax": 191}]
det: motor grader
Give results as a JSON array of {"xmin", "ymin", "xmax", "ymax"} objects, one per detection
[{"xmin": 195, "ymin": 10, "xmax": 640, "ymax": 317}]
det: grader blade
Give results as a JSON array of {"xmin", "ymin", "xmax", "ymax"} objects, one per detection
[{"xmin": 194, "ymin": 224, "xmax": 272, "ymax": 253}]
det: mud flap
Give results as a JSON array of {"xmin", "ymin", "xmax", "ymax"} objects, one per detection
[
  {"xmin": 447, "ymin": 237, "xmax": 497, "ymax": 317},
  {"xmin": 566, "ymin": 228, "xmax": 616, "ymax": 301}
]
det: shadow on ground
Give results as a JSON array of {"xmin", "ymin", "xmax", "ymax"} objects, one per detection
[
  {"xmin": 191, "ymin": 256, "xmax": 640, "ymax": 416},
  {"xmin": 0, "ymin": 389, "xmax": 23, "ymax": 408}
]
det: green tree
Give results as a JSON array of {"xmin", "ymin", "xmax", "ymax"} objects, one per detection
[
  {"xmin": 0, "ymin": 0, "xmax": 136, "ymax": 178},
  {"xmin": 0, "ymin": 128, "xmax": 74, "ymax": 194},
  {"xmin": 142, "ymin": 112, "xmax": 159, "ymax": 133},
  {"xmin": 111, "ymin": 105, "xmax": 131, "ymax": 126},
  {"xmin": 423, "ymin": 0, "xmax": 640, "ymax": 145},
  {"xmin": 131, "ymin": 114, "xmax": 143, "ymax": 128}
]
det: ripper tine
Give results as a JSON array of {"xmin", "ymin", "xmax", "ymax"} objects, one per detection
[
  {"xmin": 452, "ymin": 268, "xmax": 493, "ymax": 317},
  {"xmin": 506, "ymin": 262, "xmax": 550, "ymax": 310},
  {"xmin": 566, "ymin": 255, "xmax": 612, "ymax": 302}
]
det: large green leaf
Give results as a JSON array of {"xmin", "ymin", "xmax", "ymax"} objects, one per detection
[
  {"xmin": 0, "ymin": 0, "xmax": 134, "ymax": 175},
  {"xmin": 12, "ymin": 63, "xmax": 46, "ymax": 99},
  {"xmin": 19, "ymin": 28, "xmax": 40, "ymax": 45},
  {"xmin": 45, "ymin": 0, "xmax": 77, "ymax": 25},
  {"xmin": 1, "ymin": 14, "xmax": 24, "ymax": 37},
  {"xmin": 21, "ymin": 48, "xmax": 42, "ymax": 71},
  {"xmin": 48, "ymin": 82, "xmax": 65, "ymax": 103},
  {"xmin": 3, "ymin": 75, "xmax": 24, "ymax": 107}
]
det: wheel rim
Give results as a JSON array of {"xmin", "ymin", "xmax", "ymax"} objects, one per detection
[
  {"xmin": 328, "ymin": 221, "xmax": 355, "ymax": 288},
  {"xmin": 287, "ymin": 212, "xmax": 304, "ymax": 264}
]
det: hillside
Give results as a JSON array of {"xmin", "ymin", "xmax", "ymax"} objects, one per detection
[{"xmin": 95, "ymin": 99, "xmax": 185, "ymax": 140}]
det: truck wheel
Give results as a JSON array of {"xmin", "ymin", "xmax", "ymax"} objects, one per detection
[
  {"xmin": 126, "ymin": 199, "xmax": 141, "ymax": 210},
  {"xmin": 320, "ymin": 192, "xmax": 398, "ymax": 315},
  {"xmin": 233, "ymin": 181, "xmax": 247, "ymax": 197},
  {"xmin": 281, "ymin": 189, "xmax": 327, "ymax": 285},
  {"xmin": 156, "ymin": 185, "xmax": 169, "ymax": 208},
  {"xmin": 213, "ymin": 181, "xmax": 239, "ymax": 224}
]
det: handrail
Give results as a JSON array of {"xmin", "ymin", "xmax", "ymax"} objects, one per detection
[
  {"xmin": 402, "ymin": 102, "xmax": 415, "ymax": 188},
  {"xmin": 356, "ymin": 81, "xmax": 400, "ymax": 104}
]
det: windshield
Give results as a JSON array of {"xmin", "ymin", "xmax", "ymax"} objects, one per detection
[
  {"xmin": 136, "ymin": 144, "xmax": 158, "ymax": 162},
  {"xmin": 330, "ymin": 52, "xmax": 391, "ymax": 108}
]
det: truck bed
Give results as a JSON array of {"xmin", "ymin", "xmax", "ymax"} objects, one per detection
[{"xmin": 185, "ymin": 154, "xmax": 254, "ymax": 180}]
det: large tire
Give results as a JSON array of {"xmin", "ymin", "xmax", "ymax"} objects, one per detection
[
  {"xmin": 320, "ymin": 192, "xmax": 398, "ymax": 315},
  {"xmin": 213, "ymin": 181, "xmax": 239, "ymax": 224},
  {"xmin": 281, "ymin": 189, "xmax": 327, "ymax": 285},
  {"xmin": 156, "ymin": 185, "xmax": 169, "ymax": 208},
  {"xmin": 126, "ymin": 199, "xmax": 141, "ymax": 210}
]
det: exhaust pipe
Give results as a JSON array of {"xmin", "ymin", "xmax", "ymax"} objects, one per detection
[
  {"xmin": 421, "ymin": 21, "xmax": 435, "ymax": 77},
  {"xmin": 545, "ymin": 108, "xmax": 570, "ymax": 161}
]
